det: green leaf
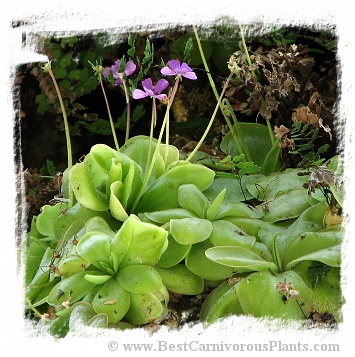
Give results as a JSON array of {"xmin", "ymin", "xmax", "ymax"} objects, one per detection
[
  {"xmin": 200, "ymin": 280, "xmax": 244, "ymax": 324},
  {"xmin": 185, "ymin": 240, "xmax": 237, "ymax": 281},
  {"xmin": 246, "ymin": 168, "xmax": 310, "ymax": 201},
  {"xmin": 260, "ymin": 189, "xmax": 315, "ymax": 223},
  {"xmin": 76, "ymin": 232, "xmax": 111, "ymax": 269},
  {"xmin": 144, "ymin": 208, "xmax": 197, "ymax": 224},
  {"xmin": 221, "ymin": 123, "xmax": 273, "ymax": 167},
  {"xmin": 125, "ymin": 292, "xmax": 164, "ymax": 325},
  {"xmin": 117, "ymin": 265, "xmax": 162, "ymax": 293},
  {"xmin": 92, "ymin": 279, "xmax": 130, "ymax": 324},
  {"xmin": 155, "ymin": 265, "xmax": 204, "ymax": 295},
  {"xmin": 135, "ymin": 161, "xmax": 215, "ymax": 212},
  {"xmin": 236, "ymin": 271, "xmax": 313, "ymax": 319},
  {"xmin": 69, "ymin": 161, "xmax": 108, "ymax": 211},
  {"xmin": 47, "ymin": 270, "xmax": 99, "ymax": 307},
  {"xmin": 205, "ymin": 246, "xmax": 278, "ymax": 272},
  {"xmin": 206, "ymin": 188, "xmax": 226, "ymax": 221},
  {"xmin": 170, "ymin": 217, "xmax": 213, "ymax": 245},
  {"xmin": 261, "ymin": 142, "xmax": 282, "ymax": 175},
  {"xmin": 118, "ymin": 215, "xmax": 168, "ymax": 268},
  {"xmin": 283, "ymin": 230, "xmax": 343, "ymax": 270},
  {"xmin": 178, "ymin": 184, "xmax": 209, "ymax": 217},
  {"xmin": 68, "ymin": 301, "xmax": 96, "ymax": 331},
  {"xmin": 157, "ymin": 234, "xmax": 191, "ymax": 268},
  {"xmin": 208, "ymin": 220, "xmax": 256, "ymax": 249}
]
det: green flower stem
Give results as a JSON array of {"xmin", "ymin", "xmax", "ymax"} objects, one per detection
[
  {"xmin": 239, "ymin": 25, "xmax": 275, "ymax": 146},
  {"xmin": 26, "ymin": 296, "xmax": 44, "ymax": 319},
  {"xmin": 131, "ymin": 77, "xmax": 180, "ymax": 212},
  {"xmin": 122, "ymin": 79, "xmax": 131, "ymax": 143},
  {"xmin": 266, "ymin": 119, "xmax": 276, "ymax": 146},
  {"xmin": 223, "ymin": 99, "xmax": 252, "ymax": 162},
  {"xmin": 192, "ymin": 25, "xmax": 251, "ymax": 162},
  {"xmin": 46, "ymin": 64, "xmax": 73, "ymax": 208},
  {"xmin": 145, "ymin": 98, "xmax": 157, "ymax": 178},
  {"xmin": 99, "ymin": 73, "xmax": 120, "ymax": 150},
  {"xmin": 239, "ymin": 24, "xmax": 252, "ymax": 67},
  {"xmin": 193, "ymin": 25, "xmax": 219, "ymax": 102},
  {"xmin": 186, "ymin": 72, "xmax": 233, "ymax": 163}
]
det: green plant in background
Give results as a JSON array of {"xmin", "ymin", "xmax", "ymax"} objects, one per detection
[{"xmin": 24, "ymin": 26, "xmax": 343, "ymax": 337}]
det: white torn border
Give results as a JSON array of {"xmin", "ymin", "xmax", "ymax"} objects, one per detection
[{"xmin": 2, "ymin": 1, "xmax": 354, "ymax": 355}]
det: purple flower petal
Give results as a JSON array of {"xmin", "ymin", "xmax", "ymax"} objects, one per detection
[
  {"xmin": 154, "ymin": 79, "xmax": 169, "ymax": 93},
  {"xmin": 181, "ymin": 62, "xmax": 193, "ymax": 73},
  {"xmin": 156, "ymin": 94, "xmax": 167, "ymax": 100},
  {"xmin": 161, "ymin": 66, "xmax": 176, "ymax": 76},
  {"xmin": 112, "ymin": 60, "xmax": 121, "ymax": 73},
  {"xmin": 168, "ymin": 59, "xmax": 181, "ymax": 71},
  {"xmin": 102, "ymin": 67, "xmax": 110, "ymax": 78},
  {"xmin": 124, "ymin": 61, "xmax": 136, "ymax": 76},
  {"xmin": 142, "ymin": 78, "xmax": 153, "ymax": 91},
  {"xmin": 182, "ymin": 71, "xmax": 197, "ymax": 80},
  {"xmin": 132, "ymin": 89, "xmax": 149, "ymax": 99}
]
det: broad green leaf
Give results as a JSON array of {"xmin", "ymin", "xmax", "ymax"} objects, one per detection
[
  {"xmin": 205, "ymin": 246, "xmax": 277, "ymax": 272},
  {"xmin": 155, "ymin": 265, "xmax": 204, "ymax": 295},
  {"xmin": 109, "ymin": 181, "xmax": 129, "ymax": 221},
  {"xmin": 68, "ymin": 301, "xmax": 96, "ymax": 331},
  {"xmin": 261, "ymin": 142, "xmax": 282, "ymax": 175},
  {"xmin": 47, "ymin": 270, "xmax": 99, "ymax": 307},
  {"xmin": 209, "ymin": 220, "xmax": 256, "ymax": 249},
  {"xmin": 157, "ymin": 234, "xmax": 191, "ymax": 268},
  {"xmin": 283, "ymin": 230, "xmax": 343, "ymax": 270},
  {"xmin": 200, "ymin": 280, "xmax": 244, "ymax": 324},
  {"xmin": 246, "ymin": 168, "xmax": 310, "ymax": 201},
  {"xmin": 220, "ymin": 123, "xmax": 273, "ymax": 167},
  {"xmin": 84, "ymin": 274, "xmax": 112, "ymax": 285},
  {"xmin": 236, "ymin": 271, "xmax": 313, "ymax": 319},
  {"xmin": 87, "ymin": 313, "xmax": 108, "ymax": 328},
  {"xmin": 206, "ymin": 188, "xmax": 226, "ymax": 221},
  {"xmin": 215, "ymin": 201, "xmax": 262, "ymax": 220},
  {"xmin": 76, "ymin": 232, "xmax": 111, "ymax": 269},
  {"xmin": 170, "ymin": 217, "xmax": 213, "ymax": 245},
  {"xmin": 117, "ymin": 265, "xmax": 162, "ymax": 293},
  {"xmin": 204, "ymin": 174, "xmax": 264, "ymax": 203},
  {"xmin": 144, "ymin": 208, "xmax": 197, "ymax": 224},
  {"xmin": 274, "ymin": 200, "xmax": 328, "ymax": 263},
  {"xmin": 135, "ymin": 161, "xmax": 215, "ymax": 212},
  {"xmin": 36, "ymin": 204, "xmax": 64, "ymax": 236},
  {"xmin": 57, "ymin": 255, "xmax": 89, "ymax": 276},
  {"xmin": 90, "ymin": 143, "xmax": 118, "ymax": 174},
  {"xmin": 260, "ymin": 189, "xmax": 314, "ymax": 222},
  {"xmin": 125, "ymin": 292, "xmax": 165, "ymax": 325},
  {"xmin": 185, "ymin": 240, "xmax": 237, "ymax": 281},
  {"xmin": 69, "ymin": 161, "xmax": 108, "ymax": 211},
  {"xmin": 178, "ymin": 184, "xmax": 209, "ymax": 217},
  {"xmin": 92, "ymin": 278, "xmax": 130, "ymax": 324},
  {"xmin": 119, "ymin": 215, "xmax": 168, "ymax": 268},
  {"xmin": 26, "ymin": 247, "xmax": 54, "ymax": 302},
  {"xmin": 84, "ymin": 216, "xmax": 116, "ymax": 238}
]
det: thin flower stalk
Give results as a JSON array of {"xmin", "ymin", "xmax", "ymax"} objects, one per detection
[
  {"xmin": 103, "ymin": 59, "xmax": 136, "ymax": 143},
  {"xmin": 186, "ymin": 71, "xmax": 234, "ymax": 162},
  {"xmin": 193, "ymin": 25, "xmax": 250, "ymax": 162},
  {"xmin": 99, "ymin": 72, "xmax": 120, "ymax": 150},
  {"xmin": 44, "ymin": 62, "xmax": 73, "ymax": 208},
  {"xmin": 239, "ymin": 24, "xmax": 275, "ymax": 147}
]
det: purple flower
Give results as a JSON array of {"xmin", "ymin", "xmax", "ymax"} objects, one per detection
[
  {"xmin": 132, "ymin": 78, "xmax": 169, "ymax": 100},
  {"xmin": 160, "ymin": 60, "xmax": 197, "ymax": 80},
  {"xmin": 103, "ymin": 59, "xmax": 136, "ymax": 86}
]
